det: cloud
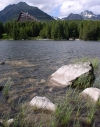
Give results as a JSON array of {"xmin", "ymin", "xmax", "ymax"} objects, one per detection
[
  {"xmin": 59, "ymin": 0, "xmax": 100, "ymax": 17},
  {"xmin": 0, "ymin": 0, "xmax": 100, "ymax": 17},
  {"xmin": 28, "ymin": 0, "xmax": 61, "ymax": 16},
  {"xmin": 59, "ymin": 0, "xmax": 83, "ymax": 17}
]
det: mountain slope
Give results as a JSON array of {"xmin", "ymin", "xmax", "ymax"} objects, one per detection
[
  {"xmin": 62, "ymin": 13, "xmax": 83, "ymax": 20},
  {"xmin": 0, "ymin": 2, "xmax": 54, "ymax": 22},
  {"xmin": 80, "ymin": 10, "xmax": 100, "ymax": 20},
  {"xmin": 62, "ymin": 10, "xmax": 100, "ymax": 20}
]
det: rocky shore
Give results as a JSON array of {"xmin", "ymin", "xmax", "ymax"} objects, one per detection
[{"xmin": 0, "ymin": 60, "xmax": 100, "ymax": 127}]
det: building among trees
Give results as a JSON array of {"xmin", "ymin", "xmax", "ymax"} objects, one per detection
[{"xmin": 17, "ymin": 11, "xmax": 38, "ymax": 22}]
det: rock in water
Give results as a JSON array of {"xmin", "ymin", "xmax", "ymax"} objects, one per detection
[
  {"xmin": 0, "ymin": 86, "xmax": 4, "ymax": 91},
  {"xmin": 0, "ymin": 61, "xmax": 5, "ymax": 65},
  {"xmin": 48, "ymin": 62, "xmax": 94, "ymax": 88},
  {"xmin": 40, "ymin": 79, "xmax": 46, "ymax": 84},
  {"xmin": 29, "ymin": 96, "xmax": 56, "ymax": 112},
  {"xmin": 80, "ymin": 87, "xmax": 100, "ymax": 102}
]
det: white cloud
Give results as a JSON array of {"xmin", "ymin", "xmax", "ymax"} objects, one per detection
[
  {"xmin": 59, "ymin": 0, "xmax": 100, "ymax": 17},
  {"xmin": 59, "ymin": 0, "xmax": 82, "ymax": 17},
  {"xmin": 0, "ymin": 0, "xmax": 100, "ymax": 17}
]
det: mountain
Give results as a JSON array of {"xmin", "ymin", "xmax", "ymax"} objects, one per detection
[
  {"xmin": 80, "ymin": 10, "xmax": 100, "ymax": 20},
  {"xmin": 80, "ymin": 10, "xmax": 95, "ymax": 19},
  {"xmin": 52, "ymin": 16, "xmax": 61, "ymax": 20},
  {"xmin": 62, "ymin": 13, "xmax": 83, "ymax": 20},
  {"xmin": 62, "ymin": 10, "xmax": 100, "ymax": 20},
  {"xmin": 0, "ymin": 2, "xmax": 54, "ymax": 22}
]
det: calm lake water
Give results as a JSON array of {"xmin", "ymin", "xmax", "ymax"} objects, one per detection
[
  {"xmin": 0, "ymin": 40, "xmax": 100, "ymax": 61},
  {"xmin": 0, "ymin": 40, "xmax": 100, "ymax": 80}
]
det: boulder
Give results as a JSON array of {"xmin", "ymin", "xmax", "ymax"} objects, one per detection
[
  {"xmin": 80, "ymin": 87, "xmax": 100, "ymax": 102},
  {"xmin": 48, "ymin": 62, "xmax": 94, "ymax": 88},
  {"xmin": 0, "ymin": 119, "xmax": 4, "ymax": 126},
  {"xmin": 29, "ymin": 96, "xmax": 56, "ymax": 112},
  {"xmin": 6, "ymin": 119, "xmax": 14, "ymax": 126}
]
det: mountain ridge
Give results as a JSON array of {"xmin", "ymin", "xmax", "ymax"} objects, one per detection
[
  {"xmin": 62, "ymin": 10, "xmax": 100, "ymax": 20},
  {"xmin": 0, "ymin": 2, "xmax": 54, "ymax": 22}
]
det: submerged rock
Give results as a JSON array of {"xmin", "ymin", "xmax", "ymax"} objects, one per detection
[
  {"xmin": 80, "ymin": 87, "xmax": 100, "ymax": 102},
  {"xmin": 40, "ymin": 79, "xmax": 46, "ymax": 84},
  {"xmin": 48, "ymin": 62, "xmax": 94, "ymax": 88},
  {"xmin": 29, "ymin": 96, "xmax": 56, "ymax": 112},
  {"xmin": 0, "ymin": 61, "xmax": 5, "ymax": 65},
  {"xmin": 0, "ymin": 86, "xmax": 4, "ymax": 91}
]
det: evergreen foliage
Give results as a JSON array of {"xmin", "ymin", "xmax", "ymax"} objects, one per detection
[
  {"xmin": 1, "ymin": 20, "xmax": 100, "ymax": 40},
  {"xmin": 0, "ymin": 22, "xmax": 4, "ymax": 38}
]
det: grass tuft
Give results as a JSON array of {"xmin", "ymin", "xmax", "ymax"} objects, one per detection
[
  {"xmin": 52, "ymin": 88, "xmax": 97, "ymax": 127},
  {"xmin": 3, "ymin": 78, "xmax": 11, "ymax": 98}
]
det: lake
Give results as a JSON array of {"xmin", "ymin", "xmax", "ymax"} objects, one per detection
[
  {"xmin": 0, "ymin": 40, "xmax": 100, "ymax": 117},
  {"xmin": 0, "ymin": 40, "xmax": 100, "ymax": 79},
  {"xmin": 0, "ymin": 40, "xmax": 100, "ymax": 62}
]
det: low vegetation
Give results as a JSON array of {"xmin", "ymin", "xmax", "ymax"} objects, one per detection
[
  {"xmin": 1, "ymin": 88, "xmax": 98, "ymax": 127},
  {"xmin": 53, "ymin": 89, "xmax": 97, "ymax": 127}
]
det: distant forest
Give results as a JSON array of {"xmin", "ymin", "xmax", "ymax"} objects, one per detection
[{"xmin": 0, "ymin": 20, "xmax": 100, "ymax": 41}]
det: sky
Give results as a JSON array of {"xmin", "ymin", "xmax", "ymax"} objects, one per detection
[{"xmin": 0, "ymin": 0, "xmax": 100, "ymax": 18}]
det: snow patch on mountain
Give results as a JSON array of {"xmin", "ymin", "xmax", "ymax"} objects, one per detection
[{"xmin": 80, "ymin": 10, "xmax": 97, "ymax": 18}]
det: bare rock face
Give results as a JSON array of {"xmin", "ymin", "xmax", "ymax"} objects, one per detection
[
  {"xmin": 29, "ymin": 96, "xmax": 56, "ymax": 112},
  {"xmin": 80, "ymin": 87, "xmax": 100, "ymax": 102},
  {"xmin": 48, "ymin": 62, "xmax": 94, "ymax": 88}
]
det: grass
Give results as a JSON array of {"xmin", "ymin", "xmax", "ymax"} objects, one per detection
[
  {"xmin": 87, "ymin": 105, "xmax": 96, "ymax": 124},
  {"xmin": 12, "ymin": 104, "xmax": 27, "ymax": 127},
  {"xmin": 72, "ymin": 74, "xmax": 95, "ymax": 89},
  {"xmin": 70, "ymin": 57, "xmax": 99, "ymax": 89},
  {"xmin": 0, "ymin": 86, "xmax": 99, "ymax": 127},
  {"xmin": 3, "ymin": 78, "xmax": 11, "ymax": 98},
  {"xmin": 73, "ymin": 57, "xmax": 99, "ymax": 71},
  {"xmin": 52, "ymin": 88, "xmax": 97, "ymax": 127}
]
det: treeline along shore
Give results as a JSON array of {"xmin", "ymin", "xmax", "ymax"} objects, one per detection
[{"xmin": 0, "ymin": 20, "xmax": 100, "ymax": 41}]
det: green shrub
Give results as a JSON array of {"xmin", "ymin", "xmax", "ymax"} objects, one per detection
[{"xmin": 2, "ymin": 33, "xmax": 11, "ymax": 39}]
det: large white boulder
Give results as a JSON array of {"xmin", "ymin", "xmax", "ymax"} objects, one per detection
[
  {"xmin": 80, "ymin": 87, "xmax": 100, "ymax": 102},
  {"xmin": 48, "ymin": 62, "xmax": 94, "ymax": 88},
  {"xmin": 29, "ymin": 96, "xmax": 56, "ymax": 112}
]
